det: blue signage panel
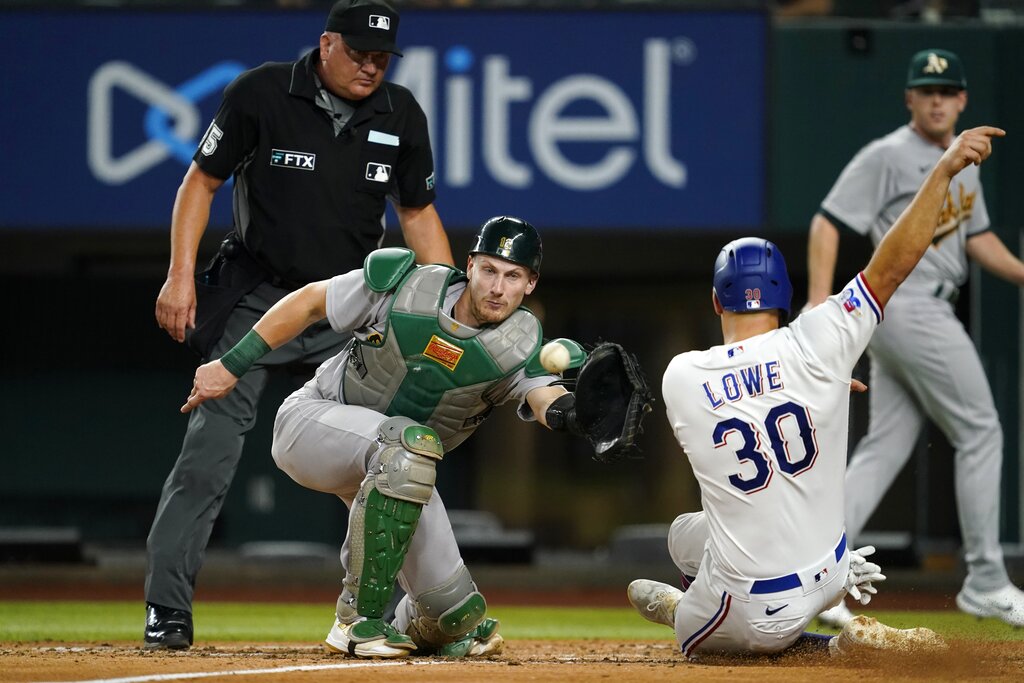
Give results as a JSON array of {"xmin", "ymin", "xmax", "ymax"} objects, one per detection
[{"xmin": 0, "ymin": 9, "xmax": 765, "ymax": 230}]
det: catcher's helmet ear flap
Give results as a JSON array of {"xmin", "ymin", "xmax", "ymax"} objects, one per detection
[
  {"xmin": 712, "ymin": 237, "xmax": 792, "ymax": 315},
  {"xmin": 470, "ymin": 216, "xmax": 542, "ymax": 273}
]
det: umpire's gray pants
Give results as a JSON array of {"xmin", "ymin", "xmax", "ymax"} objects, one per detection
[
  {"xmin": 145, "ymin": 282, "xmax": 347, "ymax": 612},
  {"xmin": 843, "ymin": 292, "xmax": 1008, "ymax": 592}
]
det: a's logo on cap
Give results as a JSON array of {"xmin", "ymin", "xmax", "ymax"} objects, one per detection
[
  {"xmin": 369, "ymin": 15, "xmax": 390, "ymax": 30},
  {"xmin": 497, "ymin": 235, "xmax": 518, "ymax": 258},
  {"xmin": 923, "ymin": 52, "xmax": 949, "ymax": 74}
]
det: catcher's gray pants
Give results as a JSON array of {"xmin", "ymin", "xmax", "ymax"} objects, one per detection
[
  {"xmin": 843, "ymin": 292, "xmax": 1008, "ymax": 592},
  {"xmin": 145, "ymin": 283, "xmax": 346, "ymax": 612},
  {"xmin": 271, "ymin": 385, "xmax": 466, "ymax": 604}
]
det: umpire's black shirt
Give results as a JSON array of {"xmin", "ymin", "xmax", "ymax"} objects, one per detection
[{"xmin": 194, "ymin": 49, "xmax": 437, "ymax": 285}]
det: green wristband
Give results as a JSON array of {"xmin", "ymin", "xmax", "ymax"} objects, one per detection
[{"xmin": 220, "ymin": 330, "xmax": 271, "ymax": 378}]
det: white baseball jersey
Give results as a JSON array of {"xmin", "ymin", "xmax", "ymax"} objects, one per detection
[
  {"xmin": 662, "ymin": 275, "xmax": 882, "ymax": 581},
  {"xmin": 821, "ymin": 125, "xmax": 990, "ymax": 292}
]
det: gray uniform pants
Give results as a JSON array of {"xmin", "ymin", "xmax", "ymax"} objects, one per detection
[
  {"xmin": 843, "ymin": 292, "xmax": 1008, "ymax": 592},
  {"xmin": 145, "ymin": 282, "xmax": 347, "ymax": 612},
  {"xmin": 271, "ymin": 385, "xmax": 466, "ymax": 607}
]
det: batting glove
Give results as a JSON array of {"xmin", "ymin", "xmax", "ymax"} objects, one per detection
[{"xmin": 845, "ymin": 545, "xmax": 886, "ymax": 606}]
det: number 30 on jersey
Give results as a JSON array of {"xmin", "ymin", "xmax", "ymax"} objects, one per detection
[{"xmin": 712, "ymin": 401, "xmax": 818, "ymax": 493}]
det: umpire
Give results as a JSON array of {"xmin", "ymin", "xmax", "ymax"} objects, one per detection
[{"xmin": 148, "ymin": 0, "xmax": 452, "ymax": 650}]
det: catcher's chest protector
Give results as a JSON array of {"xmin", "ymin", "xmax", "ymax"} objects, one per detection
[{"xmin": 343, "ymin": 265, "xmax": 543, "ymax": 448}]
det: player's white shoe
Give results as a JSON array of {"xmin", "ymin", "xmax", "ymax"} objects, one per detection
[
  {"xmin": 828, "ymin": 615, "xmax": 946, "ymax": 657},
  {"xmin": 627, "ymin": 579, "xmax": 682, "ymax": 628},
  {"xmin": 324, "ymin": 617, "xmax": 417, "ymax": 658},
  {"xmin": 956, "ymin": 585, "xmax": 1024, "ymax": 628},
  {"xmin": 817, "ymin": 600, "xmax": 855, "ymax": 628}
]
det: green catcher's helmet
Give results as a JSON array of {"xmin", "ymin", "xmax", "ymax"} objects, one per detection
[{"xmin": 470, "ymin": 216, "xmax": 542, "ymax": 273}]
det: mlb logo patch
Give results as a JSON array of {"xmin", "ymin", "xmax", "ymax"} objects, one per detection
[
  {"xmin": 366, "ymin": 162, "xmax": 391, "ymax": 182},
  {"xmin": 369, "ymin": 15, "xmax": 390, "ymax": 30},
  {"xmin": 727, "ymin": 345, "xmax": 744, "ymax": 358}
]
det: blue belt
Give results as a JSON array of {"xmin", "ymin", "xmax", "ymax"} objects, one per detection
[{"xmin": 750, "ymin": 533, "xmax": 847, "ymax": 595}]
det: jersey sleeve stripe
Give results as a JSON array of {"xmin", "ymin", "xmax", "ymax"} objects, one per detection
[{"xmin": 855, "ymin": 272, "xmax": 883, "ymax": 323}]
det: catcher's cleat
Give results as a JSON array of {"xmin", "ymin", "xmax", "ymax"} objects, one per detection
[
  {"xmin": 817, "ymin": 600, "xmax": 856, "ymax": 629},
  {"xmin": 143, "ymin": 602, "xmax": 193, "ymax": 651},
  {"xmin": 955, "ymin": 585, "xmax": 1024, "ymax": 627},
  {"xmin": 324, "ymin": 618, "xmax": 416, "ymax": 658},
  {"xmin": 627, "ymin": 580, "xmax": 682, "ymax": 628},
  {"xmin": 434, "ymin": 617, "xmax": 505, "ymax": 658},
  {"xmin": 828, "ymin": 615, "xmax": 946, "ymax": 657}
]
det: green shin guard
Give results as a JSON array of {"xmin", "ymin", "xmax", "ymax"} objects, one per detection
[
  {"xmin": 352, "ymin": 420, "xmax": 444, "ymax": 620},
  {"xmin": 356, "ymin": 487, "xmax": 423, "ymax": 619}
]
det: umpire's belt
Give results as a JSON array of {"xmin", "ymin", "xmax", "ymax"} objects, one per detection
[{"xmin": 749, "ymin": 533, "xmax": 847, "ymax": 595}]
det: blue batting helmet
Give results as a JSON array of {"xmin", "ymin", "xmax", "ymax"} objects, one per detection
[{"xmin": 712, "ymin": 237, "xmax": 792, "ymax": 315}]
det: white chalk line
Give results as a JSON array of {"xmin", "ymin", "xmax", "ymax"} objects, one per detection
[{"xmin": 35, "ymin": 659, "xmax": 456, "ymax": 683}]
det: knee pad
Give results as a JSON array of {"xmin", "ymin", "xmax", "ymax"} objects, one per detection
[
  {"xmin": 374, "ymin": 416, "xmax": 443, "ymax": 504},
  {"xmin": 346, "ymin": 418, "xmax": 444, "ymax": 619},
  {"xmin": 404, "ymin": 565, "xmax": 488, "ymax": 648}
]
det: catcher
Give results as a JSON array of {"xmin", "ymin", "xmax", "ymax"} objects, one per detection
[{"xmin": 181, "ymin": 215, "xmax": 654, "ymax": 658}]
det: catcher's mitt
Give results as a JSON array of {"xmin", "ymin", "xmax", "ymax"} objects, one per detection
[{"xmin": 571, "ymin": 342, "xmax": 655, "ymax": 462}]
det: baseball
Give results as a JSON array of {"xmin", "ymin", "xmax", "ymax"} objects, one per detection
[{"xmin": 540, "ymin": 341, "xmax": 571, "ymax": 374}]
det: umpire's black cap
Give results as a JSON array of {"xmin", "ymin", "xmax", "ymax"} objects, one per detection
[
  {"xmin": 906, "ymin": 49, "xmax": 966, "ymax": 90},
  {"xmin": 326, "ymin": 0, "xmax": 402, "ymax": 57}
]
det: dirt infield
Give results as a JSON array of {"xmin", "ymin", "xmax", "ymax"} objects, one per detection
[
  {"xmin": 4, "ymin": 638, "xmax": 1023, "ymax": 683},
  {"xmin": 3, "ymin": 562, "xmax": 1020, "ymax": 681}
]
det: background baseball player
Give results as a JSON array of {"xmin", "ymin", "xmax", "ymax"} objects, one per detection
[
  {"xmin": 181, "ymin": 216, "xmax": 651, "ymax": 658},
  {"xmin": 807, "ymin": 49, "xmax": 1024, "ymax": 628},
  {"xmin": 627, "ymin": 126, "xmax": 1003, "ymax": 658}
]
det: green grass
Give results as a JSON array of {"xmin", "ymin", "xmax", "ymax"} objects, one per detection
[{"xmin": 1, "ymin": 601, "xmax": 1021, "ymax": 643}]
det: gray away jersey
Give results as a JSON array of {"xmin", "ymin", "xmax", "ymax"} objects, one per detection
[{"xmin": 821, "ymin": 125, "xmax": 989, "ymax": 291}]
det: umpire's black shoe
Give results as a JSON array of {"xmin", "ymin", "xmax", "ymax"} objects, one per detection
[{"xmin": 144, "ymin": 602, "xmax": 193, "ymax": 650}]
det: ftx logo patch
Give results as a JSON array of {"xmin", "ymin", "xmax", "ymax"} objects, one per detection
[
  {"xmin": 271, "ymin": 149, "xmax": 316, "ymax": 171},
  {"xmin": 366, "ymin": 162, "xmax": 391, "ymax": 182}
]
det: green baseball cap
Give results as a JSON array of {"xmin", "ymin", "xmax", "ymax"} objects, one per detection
[{"xmin": 906, "ymin": 49, "xmax": 966, "ymax": 90}]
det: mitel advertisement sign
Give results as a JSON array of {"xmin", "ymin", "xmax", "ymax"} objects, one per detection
[{"xmin": 0, "ymin": 9, "xmax": 765, "ymax": 230}]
